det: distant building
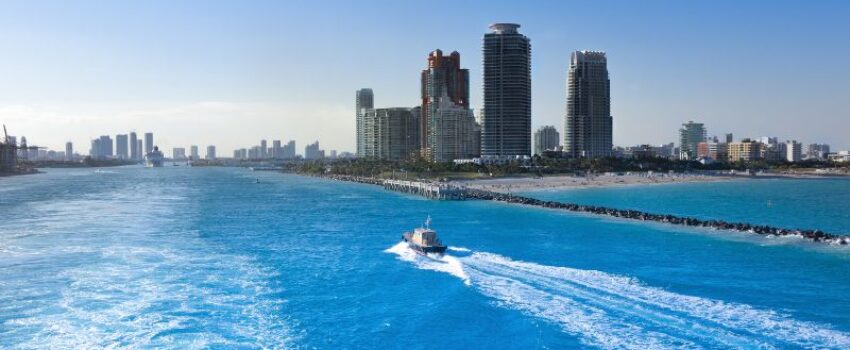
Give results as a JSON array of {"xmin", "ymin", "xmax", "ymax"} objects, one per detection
[
  {"xmin": 564, "ymin": 51, "xmax": 612, "ymax": 158},
  {"xmin": 805, "ymin": 143, "xmax": 830, "ymax": 160},
  {"xmin": 533, "ymin": 126, "xmax": 560, "ymax": 156},
  {"xmin": 356, "ymin": 88, "xmax": 374, "ymax": 157},
  {"xmin": 65, "ymin": 142, "xmax": 73, "ymax": 161},
  {"xmin": 130, "ymin": 132, "xmax": 138, "ymax": 160},
  {"xmin": 272, "ymin": 140, "xmax": 282, "ymax": 159},
  {"xmin": 727, "ymin": 139, "xmax": 762, "ymax": 162},
  {"xmin": 362, "ymin": 107, "xmax": 421, "ymax": 160},
  {"xmin": 725, "ymin": 133, "xmax": 734, "ymax": 143},
  {"xmin": 762, "ymin": 141, "xmax": 786, "ymax": 162},
  {"xmin": 481, "ymin": 23, "xmax": 531, "ymax": 157},
  {"xmin": 233, "ymin": 148, "xmax": 246, "ymax": 159},
  {"xmin": 172, "ymin": 147, "xmax": 187, "ymax": 160},
  {"xmin": 785, "ymin": 140, "xmax": 802, "ymax": 162},
  {"xmin": 144, "ymin": 132, "xmax": 154, "ymax": 155},
  {"xmin": 697, "ymin": 141, "xmax": 728, "ymax": 161},
  {"xmin": 829, "ymin": 151, "xmax": 850, "ymax": 162},
  {"xmin": 99, "ymin": 135, "xmax": 114, "ymax": 159},
  {"xmin": 136, "ymin": 140, "xmax": 143, "ymax": 160},
  {"xmin": 206, "ymin": 145, "xmax": 216, "ymax": 160},
  {"xmin": 190, "ymin": 145, "xmax": 199, "ymax": 160},
  {"xmin": 115, "ymin": 134, "xmax": 128, "ymax": 159},
  {"xmin": 679, "ymin": 121, "xmax": 706, "ymax": 160},
  {"xmin": 282, "ymin": 140, "xmax": 296, "ymax": 159},
  {"xmin": 304, "ymin": 141, "xmax": 324, "ymax": 160}
]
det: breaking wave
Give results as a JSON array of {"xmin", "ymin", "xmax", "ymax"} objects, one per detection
[{"xmin": 386, "ymin": 243, "xmax": 850, "ymax": 349}]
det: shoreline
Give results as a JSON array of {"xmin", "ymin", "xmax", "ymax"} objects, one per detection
[{"xmin": 450, "ymin": 172, "xmax": 847, "ymax": 193}]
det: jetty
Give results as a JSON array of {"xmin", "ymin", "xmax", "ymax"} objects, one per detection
[{"xmin": 319, "ymin": 175, "xmax": 849, "ymax": 246}]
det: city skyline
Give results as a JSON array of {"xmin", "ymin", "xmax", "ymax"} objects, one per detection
[{"xmin": 1, "ymin": 1, "xmax": 849, "ymax": 154}]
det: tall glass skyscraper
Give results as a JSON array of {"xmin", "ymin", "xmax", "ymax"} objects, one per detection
[
  {"xmin": 564, "ymin": 51, "xmax": 612, "ymax": 158},
  {"xmin": 481, "ymin": 23, "xmax": 531, "ymax": 157},
  {"xmin": 129, "ymin": 132, "xmax": 138, "ymax": 160},
  {"xmin": 356, "ymin": 88, "xmax": 374, "ymax": 157},
  {"xmin": 144, "ymin": 132, "xmax": 154, "ymax": 155}
]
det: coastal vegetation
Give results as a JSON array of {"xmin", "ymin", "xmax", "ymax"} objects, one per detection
[{"xmin": 292, "ymin": 156, "xmax": 849, "ymax": 180}]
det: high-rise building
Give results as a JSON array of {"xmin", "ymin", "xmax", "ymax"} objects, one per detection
[
  {"xmin": 481, "ymin": 23, "xmax": 531, "ymax": 157},
  {"xmin": 206, "ymin": 145, "xmax": 216, "ymax": 160},
  {"xmin": 172, "ymin": 147, "xmax": 186, "ymax": 160},
  {"xmin": 725, "ymin": 133, "xmax": 734, "ymax": 143},
  {"xmin": 356, "ymin": 88, "xmax": 374, "ymax": 157},
  {"xmin": 272, "ymin": 140, "xmax": 282, "ymax": 159},
  {"xmin": 361, "ymin": 107, "xmax": 421, "ymax": 160},
  {"xmin": 65, "ymin": 142, "xmax": 73, "ymax": 161},
  {"xmin": 90, "ymin": 139, "xmax": 101, "ymax": 159},
  {"xmin": 190, "ymin": 145, "xmax": 199, "ymax": 160},
  {"xmin": 282, "ymin": 140, "xmax": 296, "ymax": 159},
  {"xmin": 260, "ymin": 140, "xmax": 268, "ymax": 158},
  {"xmin": 305, "ymin": 141, "xmax": 324, "ymax": 160},
  {"xmin": 697, "ymin": 141, "xmax": 728, "ymax": 161},
  {"xmin": 679, "ymin": 121, "xmax": 706, "ymax": 160},
  {"xmin": 115, "ymin": 134, "xmax": 128, "ymax": 159},
  {"xmin": 564, "ymin": 51, "xmax": 612, "ymax": 159},
  {"xmin": 137, "ymin": 140, "xmax": 143, "ymax": 160},
  {"xmin": 786, "ymin": 140, "xmax": 802, "ymax": 162},
  {"xmin": 130, "ymin": 132, "xmax": 138, "ymax": 160},
  {"xmin": 421, "ymin": 49, "xmax": 470, "ymax": 153},
  {"xmin": 144, "ymin": 132, "xmax": 153, "ymax": 155},
  {"xmin": 534, "ymin": 125, "xmax": 560, "ymax": 156},
  {"xmin": 99, "ymin": 135, "xmax": 113, "ymax": 158},
  {"xmin": 426, "ymin": 97, "xmax": 479, "ymax": 162}
]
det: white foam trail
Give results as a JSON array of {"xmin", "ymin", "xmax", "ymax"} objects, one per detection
[
  {"xmin": 385, "ymin": 242, "xmax": 470, "ymax": 285},
  {"xmin": 386, "ymin": 244, "xmax": 850, "ymax": 349}
]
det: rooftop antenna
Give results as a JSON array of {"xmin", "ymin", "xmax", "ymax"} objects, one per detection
[{"xmin": 2, "ymin": 124, "xmax": 8, "ymax": 144}]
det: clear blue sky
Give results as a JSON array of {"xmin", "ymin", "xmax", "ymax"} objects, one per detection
[{"xmin": 1, "ymin": 0, "xmax": 848, "ymax": 154}]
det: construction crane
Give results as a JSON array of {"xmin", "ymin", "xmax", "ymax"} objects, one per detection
[{"xmin": 1, "ymin": 124, "xmax": 43, "ymax": 168}]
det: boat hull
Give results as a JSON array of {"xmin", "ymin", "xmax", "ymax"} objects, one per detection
[{"xmin": 401, "ymin": 233, "xmax": 447, "ymax": 255}]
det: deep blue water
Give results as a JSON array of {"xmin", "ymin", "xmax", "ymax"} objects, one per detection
[{"xmin": 1, "ymin": 167, "xmax": 849, "ymax": 349}]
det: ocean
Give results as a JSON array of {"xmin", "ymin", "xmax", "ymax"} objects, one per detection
[{"xmin": 1, "ymin": 167, "xmax": 849, "ymax": 349}]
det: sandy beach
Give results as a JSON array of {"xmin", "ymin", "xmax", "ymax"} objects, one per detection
[{"xmin": 451, "ymin": 173, "xmax": 740, "ymax": 193}]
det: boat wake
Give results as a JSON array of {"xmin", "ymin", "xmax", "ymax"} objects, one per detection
[{"xmin": 385, "ymin": 242, "xmax": 850, "ymax": 349}]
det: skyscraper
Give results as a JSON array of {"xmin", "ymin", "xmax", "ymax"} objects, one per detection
[
  {"xmin": 534, "ymin": 125, "xmax": 560, "ymax": 156},
  {"xmin": 144, "ymin": 132, "xmax": 153, "ymax": 155},
  {"xmin": 206, "ymin": 145, "xmax": 216, "ymax": 160},
  {"xmin": 356, "ymin": 88, "xmax": 374, "ymax": 157},
  {"xmin": 679, "ymin": 121, "xmax": 707, "ymax": 160},
  {"xmin": 115, "ymin": 134, "xmax": 128, "ymax": 159},
  {"xmin": 190, "ymin": 145, "xmax": 199, "ymax": 160},
  {"xmin": 99, "ymin": 135, "xmax": 113, "ymax": 158},
  {"xmin": 260, "ymin": 139, "xmax": 268, "ymax": 158},
  {"xmin": 137, "ymin": 140, "xmax": 143, "ymax": 160},
  {"xmin": 564, "ymin": 51, "xmax": 612, "ymax": 159},
  {"xmin": 130, "ymin": 132, "xmax": 138, "ymax": 160},
  {"xmin": 481, "ymin": 23, "xmax": 531, "ymax": 157},
  {"xmin": 305, "ymin": 141, "xmax": 324, "ymax": 160},
  {"xmin": 65, "ymin": 141, "xmax": 73, "ymax": 161},
  {"xmin": 421, "ymin": 49, "xmax": 469, "ymax": 153},
  {"xmin": 272, "ymin": 140, "xmax": 281, "ymax": 159}
]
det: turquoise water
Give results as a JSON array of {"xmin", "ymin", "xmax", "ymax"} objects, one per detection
[
  {"xmin": 520, "ymin": 178, "xmax": 850, "ymax": 235},
  {"xmin": 1, "ymin": 167, "xmax": 849, "ymax": 349}
]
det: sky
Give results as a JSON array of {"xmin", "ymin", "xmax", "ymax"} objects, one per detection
[{"xmin": 1, "ymin": 0, "xmax": 849, "ymax": 155}]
